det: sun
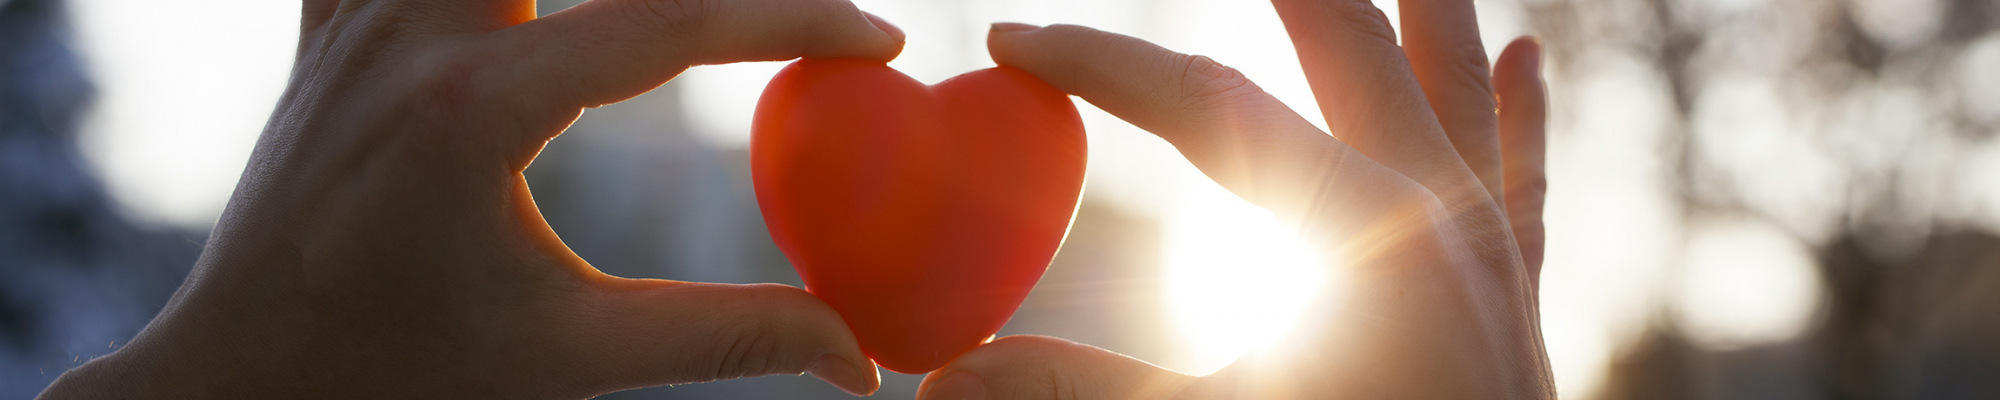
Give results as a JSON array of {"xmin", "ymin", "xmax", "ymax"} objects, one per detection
[{"xmin": 1159, "ymin": 183, "xmax": 1331, "ymax": 376}]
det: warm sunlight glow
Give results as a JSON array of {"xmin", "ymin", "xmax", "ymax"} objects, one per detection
[{"xmin": 1160, "ymin": 184, "xmax": 1330, "ymax": 376}]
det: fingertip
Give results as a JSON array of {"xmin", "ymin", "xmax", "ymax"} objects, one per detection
[
  {"xmin": 808, "ymin": 353, "xmax": 881, "ymax": 396},
  {"xmin": 862, "ymin": 11, "xmax": 907, "ymax": 61},
  {"xmin": 865, "ymin": 12, "xmax": 906, "ymax": 42},
  {"xmin": 609, "ymin": 282, "xmax": 878, "ymax": 390},
  {"xmin": 739, "ymin": 282, "xmax": 879, "ymax": 395},
  {"xmin": 1496, "ymin": 36, "xmax": 1544, "ymax": 88},
  {"xmin": 984, "ymin": 22, "xmax": 1040, "ymax": 66},
  {"xmin": 1515, "ymin": 36, "xmax": 1543, "ymax": 75}
]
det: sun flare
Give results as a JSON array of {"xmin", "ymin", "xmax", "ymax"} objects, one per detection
[{"xmin": 1160, "ymin": 185, "xmax": 1331, "ymax": 376}]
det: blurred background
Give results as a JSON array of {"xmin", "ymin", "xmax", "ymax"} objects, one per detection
[{"xmin": 3, "ymin": 0, "xmax": 1998, "ymax": 398}]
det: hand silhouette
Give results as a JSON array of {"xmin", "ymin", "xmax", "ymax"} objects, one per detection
[
  {"xmin": 919, "ymin": 3, "xmax": 1553, "ymax": 398},
  {"xmin": 41, "ymin": 0, "xmax": 907, "ymax": 397}
]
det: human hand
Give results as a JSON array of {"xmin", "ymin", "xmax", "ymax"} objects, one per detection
[
  {"xmin": 40, "ymin": 0, "xmax": 904, "ymax": 398},
  {"xmin": 917, "ymin": 2, "xmax": 1552, "ymax": 399}
]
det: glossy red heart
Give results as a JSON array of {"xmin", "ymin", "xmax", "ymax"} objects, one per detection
[{"xmin": 750, "ymin": 58, "xmax": 1086, "ymax": 374}]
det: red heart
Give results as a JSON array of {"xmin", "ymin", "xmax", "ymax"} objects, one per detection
[{"xmin": 751, "ymin": 58, "xmax": 1086, "ymax": 374}]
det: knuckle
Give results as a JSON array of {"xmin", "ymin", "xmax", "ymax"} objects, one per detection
[
  {"xmin": 414, "ymin": 51, "xmax": 490, "ymax": 105},
  {"xmin": 704, "ymin": 284, "xmax": 818, "ymax": 380},
  {"xmin": 1439, "ymin": 42, "xmax": 1498, "ymax": 96},
  {"xmin": 1319, "ymin": 0, "xmax": 1399, "ymax": 45},
  {"xmin": 1341, "ymin": 173, "xmax": 1452, "ymax": 242},
  {"xmin": 710, "ymin": 299, "xmax": 787, "ymax": 379},
  {"xmin": 637, "ymin": 0, "xmax": 714, "ymax": 36},
  {"xmin": 716, "ymin": 321, "xmax": 785, "ymax": 379},
  {"xmin": 1038, "ymin": 367, "xmax": 1091, "ymax": 400},
  {"xmin": 1411, "ymin": 187, "xmax": 1524, "ymax": 279},
  {"xmin": 1402, "ymin": 183, "xmax": 1453, "ymax": 224},
  {"xmin": 398, "ymin": 48, "xmax": 497, "ymax": 136},
  {"xmin": 1174, "ymin": 55, "xmax": 1260, "ymax": 112}
]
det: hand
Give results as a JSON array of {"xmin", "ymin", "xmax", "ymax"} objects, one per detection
[
  {"xmin": 40, "ymin": 0, "xmax": 904, "ymax": 398},
  {"xmin": 918, "ymin": 3, "xmax": 1551, "ymax": 399}
]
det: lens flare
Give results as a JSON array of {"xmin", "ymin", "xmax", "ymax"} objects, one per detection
[{"xmin": 1160, "ymin": 184, "xmax": 1330, "ymax": 376}]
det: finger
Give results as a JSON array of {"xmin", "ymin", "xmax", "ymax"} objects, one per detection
[
  {"xmin": 988, "ymin": 24, "xmax": 1442, "ymax": 250},
  {"xmin": 564, "ymin": 280, "xmax": 880, "ymax": 397},
  {"xmin": 1398, "ymin": 0, "xmax": 1503, "ymax": 202},
  {"xmin": 1268, "ymin": 0, "xmax": 1490, "ymax": 207},
  {"xmin": 1494, "ymin": 37, "xmax": 1547, "ymax": 289},
  {"xmin": 302, "ymin": 0, "xmax": 338, "ymax": 37},
  {"xmin": 918, "ymin": 336, "xmax": 1195, "ymax": 400},
  {"xmin": 485, "ymin": 0, "xmax": 905, "ymax": 110}
]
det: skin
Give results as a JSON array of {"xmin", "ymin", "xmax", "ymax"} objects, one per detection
[
  {"xmin": 39, "ymin": 0, "xmax": 906, "ymax": 398},
  {"xmin": 41, "ymin": 0, "xmax": 1551, "ymax": 398},
  {"xmin": 916, "ymin": 2, "xmax": 1553, "ymax": 400}
]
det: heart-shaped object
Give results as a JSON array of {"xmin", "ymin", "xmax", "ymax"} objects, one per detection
[{"xmin": 751, "ymin": 58, "xmax": 1086, "ymax": 374}]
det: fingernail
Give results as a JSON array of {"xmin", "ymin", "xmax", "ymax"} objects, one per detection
[
  {"xmin": 864, "ymin": 12, "xmax": 906, "ymax": 43},
  {"xmin": 991, "ymin": 22, "xmax": 1040, "ymax": 33},
  {"xmin": 807, "ymin": 354, "xmax": 877, "ymax": 396},
  {"xmin": 922, "ymin": 371, "xmax": 986, "ymax": 400}
]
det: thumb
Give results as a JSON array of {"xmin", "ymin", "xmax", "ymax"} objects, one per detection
[
  {"xmin": 918, "ymin": 336, "xmax": 1195, "ymax": 400},
  {"xmin": 566, "ymin": 280, "xmax": 879, "ymax": 396}
]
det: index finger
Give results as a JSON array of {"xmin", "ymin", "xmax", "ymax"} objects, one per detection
[
  {"xmin": 987, "ymin": 24, "xmax": 1443, "ymax": 252},
  {"xmin": 484, "ymin": 0, "xmax": 905, "ymax": 110}
]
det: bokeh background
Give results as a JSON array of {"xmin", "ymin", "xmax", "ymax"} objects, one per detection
[{"xmin": 4, "ymin": 0, "xmax": 1999, "ymax": 398}]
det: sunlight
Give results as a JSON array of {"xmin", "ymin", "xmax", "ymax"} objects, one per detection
[{"xmin": 1160, "ymin": 184, "xmax": 1330, "ymax": 376}]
